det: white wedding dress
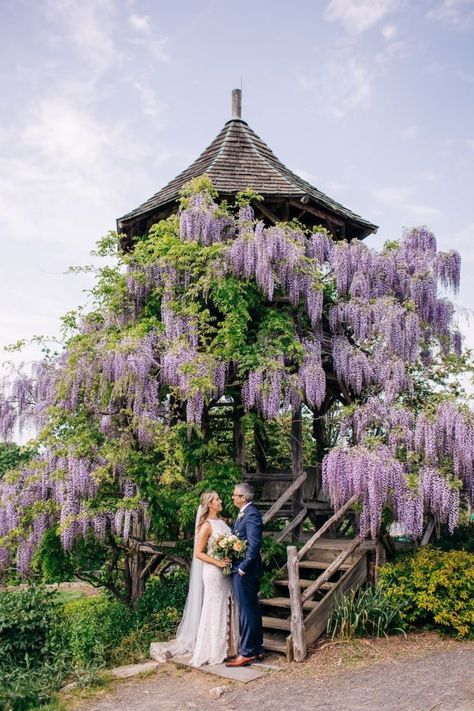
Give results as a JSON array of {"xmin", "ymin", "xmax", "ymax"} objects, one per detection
[{"xmin": 190, "ymin": 517, "xmax": 239, "ymax": 666}]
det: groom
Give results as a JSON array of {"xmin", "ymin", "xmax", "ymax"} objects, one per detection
[{"xmin": 226, "ymin": 482, "xmax": 264, "ymax": 667}]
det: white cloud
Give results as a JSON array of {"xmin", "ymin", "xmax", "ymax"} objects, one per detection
[
  {"xmin": 21, "ymin": 98, "xmax": 113, "ymax": 171},
  {"xmin": 316, "ymin": 54, "xmax": 373, "ymax": 119},
  {"xmin": 428, "ymin": 0, "xmax": 474, "ymax": 28},
  {"xmin": 132, "ymin": 35, "xmax": 170, "ymax": 63},
  {"xmin": 382, "ymin": 23, "xmax": 397, "ymax": 39},
  {"xmin": 467, "ymin": 139, "xmax": 474, "ymax": 151},
  {"xmin": 129, "ymin": 13, "xmax": 152, "ymax": 32},
  {"xmin": 133, "ymin": 82, "xmax": 168, "ymax": 120},
  {"xmin": 45, "ymin": 0, "xmax": 122, "ymax": 76},
  {"xmin": 324, "ymin": 0, "xmax": 399, "ymax": 33}
]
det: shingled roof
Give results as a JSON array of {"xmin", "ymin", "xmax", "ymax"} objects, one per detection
[{"xmin": 117, "ymin": 90, "xmax": 377, "ymax": 243}]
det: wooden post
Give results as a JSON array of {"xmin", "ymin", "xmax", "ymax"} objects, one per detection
[
  {"xmin": 291, "ymin": 406, "xmax": 304, "ymax": 540},
  {"xmin": 287, "ymin": 546, "xmax": 307, "ymax": 662},
  {"xmin": 233, "ymin": 399, "xmax": 246, "ymax": 475},
  {"xmin": 254, "ymin": 420, "xmax": 267, "ymax": 474},
  {"xmin": 232, "ymin": 88, "xmax": 242, "ymax": 119}
]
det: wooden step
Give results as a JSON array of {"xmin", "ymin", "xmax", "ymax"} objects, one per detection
[
  {"xmin": 260, "ymin": 596, "xmax": 319, "ymax": 610},
  {"xmin": 298, "ymin": 560, "xmax": 351, "ymax": 571},
  {"xmin": 262, "ymin": 615, "xmax": 291, "ymax": 631},
  {"xmin": 275, "ymin": 579, "xmax": 335, "ymax": 590},
  {"xmin": 263, "ymin": 635, "xmax": 287, "ymax": 653},
  {"xmin": 309, "ymin": 537, "xmax": 357, "ymax": 549}
]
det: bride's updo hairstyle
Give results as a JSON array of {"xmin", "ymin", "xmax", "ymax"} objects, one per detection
[{"xmin": 197, "ymin": 490, "xmax": 219, "ymax": 530}]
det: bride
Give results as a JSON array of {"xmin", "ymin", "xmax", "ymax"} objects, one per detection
[{"xmin": 171, "ymin": 490, "xmax": 239, "ymax": 666}]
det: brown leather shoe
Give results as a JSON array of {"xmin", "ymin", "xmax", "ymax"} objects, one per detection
[
  {"xmin": 225, "ymin": 655, "xmax": 256, "ymax": 667},
  {"xmin": 255, "ymin": 653, "xmax": 265, "ymax": 662}
]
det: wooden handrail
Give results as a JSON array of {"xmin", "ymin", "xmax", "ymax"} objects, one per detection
[
  {"xmin": 301, "ymin": 534, "xmax": 363, "ymax": 603},
  {"xmin": 262, "ymin": 472, "xmax": 307, "ymax": 525},
  {"xmin": 275, "ymin": 507, "xmax": 308, "ymax": 543},
  {"xmin": 297, "ymin": 494, "xmax": 358, "ymax": 560}
]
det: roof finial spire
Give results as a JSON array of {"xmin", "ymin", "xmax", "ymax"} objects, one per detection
[{"xmin": 232, "ymin": 88, "xmax": 242, "ymax": 119}]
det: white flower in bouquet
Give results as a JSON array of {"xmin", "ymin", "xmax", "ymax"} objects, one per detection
[{"xmin": 210, "ymin": 533, "xmax": 247, "ymax": 574}]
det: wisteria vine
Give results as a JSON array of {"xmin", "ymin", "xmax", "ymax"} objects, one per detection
[{"xmin": 0, "ymin": 179, "xmax": 471, "ymax": 575}]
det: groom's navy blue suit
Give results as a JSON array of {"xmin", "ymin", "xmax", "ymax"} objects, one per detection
[{"xmin": 231, "ymin": 502, "xmax": 264, "ymax": 658}]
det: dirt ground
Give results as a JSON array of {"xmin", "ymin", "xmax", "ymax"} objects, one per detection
[{"xmin": 67, "ymin": 633, "xmax": 474, "ymax": 711}]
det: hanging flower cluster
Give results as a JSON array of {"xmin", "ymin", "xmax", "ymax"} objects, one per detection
[
  {"xmin": 0, "ymin": 450, "xmax": 147, "ymax": 573},
  {"xmin": 329, "ymin": 399, "xmax": 473, "ymax": 537}
]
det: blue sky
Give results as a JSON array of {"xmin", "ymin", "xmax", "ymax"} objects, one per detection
[{"xmin": 1, "ymin": 0, "xmax": 473, "ymax": 376}]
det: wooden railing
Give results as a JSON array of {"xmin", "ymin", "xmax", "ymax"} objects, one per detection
[
  {"xmin": 287, "ymin": 494, "xmax": 360, "ymax": 662},
  {"xmin": 262, "ymin": 472, "xmax": 307, "ymax": 526},
  {"xmin": 301, "ymin": 535, "xmax": 362, "ymax": 603},
  {"xmin": 297, "ymin": 494, "xmax": 358, "ymax": 559}
]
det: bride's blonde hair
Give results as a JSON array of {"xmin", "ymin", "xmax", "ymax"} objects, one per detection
[{"xmin": 197, "ymin": 490, "xmax": 219, "ymax": 530}]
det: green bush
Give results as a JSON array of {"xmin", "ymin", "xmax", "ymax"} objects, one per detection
[
  {"xmin": 326, "ymin": 586, "xmax": 406, "ymax": 640},
  {"xmin": 0, "ymin": 571, "xmax": 191, "ymax": 707},
  {"xmin": 0, "ymin": 586, "xmax": 63, "ymax": 669},
  {"xmin": 134, "ymin": 569, "xmax": 188, "ymax": 624},
  {"xmin": 0, "ymin": 587, "xmax": 67, "ymax": 711},
  {"xmin": 378, "ymin": 546, "xmax": 474, "ymax": 638},
  {"xmin": 61, "ymin": 595, "xmax": 132, "ymax": 670},
  {"xmin": 435, "ymin": 520, "xmax": 474, "ymax": 554}
]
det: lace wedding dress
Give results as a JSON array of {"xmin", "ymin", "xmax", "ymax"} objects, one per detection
[{"xmin": 190, "ymin": 517, "xmax": 238, "ymax": 666}]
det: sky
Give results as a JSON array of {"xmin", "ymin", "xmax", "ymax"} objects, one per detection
[{"xmin": 1, "ymin": 0, "xmax": 474, "ymax": 380}]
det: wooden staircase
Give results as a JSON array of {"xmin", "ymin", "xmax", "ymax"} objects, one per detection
[
  {"xmin": 260, "ymin": 535, "xmax": 368, "ymax": 660},
  {"xmin": 252, "ymin": 477, "xmax": 369, "ymax": 661}
]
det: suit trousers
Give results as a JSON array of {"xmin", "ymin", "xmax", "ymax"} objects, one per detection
[{"xmin": 231, "ymin": 571, "xmax": 264, "ymax": 657}]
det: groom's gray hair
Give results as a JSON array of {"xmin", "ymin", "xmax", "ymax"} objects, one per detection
[{"xmin": 235, "ymin": 482, "xmax": 254, "ymax": 502}]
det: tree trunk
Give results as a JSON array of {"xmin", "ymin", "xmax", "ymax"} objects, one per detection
[{"xmin": 124, "ymin": 512, "xmax": 147, "ymax": 606}]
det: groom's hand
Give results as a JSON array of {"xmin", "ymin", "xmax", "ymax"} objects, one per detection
[{"xmin": 238, "ymin": 569, "xmax": 245, "ymax": 576}]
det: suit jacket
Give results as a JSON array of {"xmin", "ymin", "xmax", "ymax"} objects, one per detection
[{"xmin": 231, "ymin": 502, "xmax": 263, "ymax": 576}]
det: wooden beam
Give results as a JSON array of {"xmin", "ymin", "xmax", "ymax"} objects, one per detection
[
  {"xmin": 288, "ymin": 199, "xmax": 345, "ymax": 227},
  {"xmin": 421, "ymin": 517, "xmax": 436, "ymax": 546},
  {"xmin": 244, "ymin": 471, "xmax": 292, "ymax": 481},
  {"xmin": 287, "ymin": 546, "xmax": 307, "ymax": 662},
  {"xmin": 262, "ymin": 472, "xmax": 307, "ymax": 525},
  {"xmin": 254, "ymin": 201, "xmax": 280, "ymax": 225},
  {"xmin": 298, "ymin": 494, "xmax": 358, "ymax": 560}
]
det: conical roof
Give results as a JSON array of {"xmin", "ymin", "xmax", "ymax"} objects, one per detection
[{"xmin": 117, "ymin": 91, "xmax": 377, "ymax": 243}]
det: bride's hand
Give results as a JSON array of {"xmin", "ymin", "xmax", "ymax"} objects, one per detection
[{"xmin": 217, "ymin": 557, "xmax": 231, "ymax": 568}]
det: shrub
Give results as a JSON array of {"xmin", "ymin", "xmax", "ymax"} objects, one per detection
[
  {"xmin": 61, "ymin": 595, "xmax": 132, "ymax": 671},
  {"xmin": 435, "ymin": 520, "xmax": 474, "ymax": 554},
  {"xmin": 110, "ymin": 606, "xmax": 181, "ymax": 666},
  {"xmin": 378, "ymin": 546, "xmax": 474, "ymax": 638},
  {"xmin": 0, "ymin": 587, "xmax": 67, "ymax": 711},
  {"xmin": 134, "ymin": 569, "xmax": 188, "ymax": 624},
  {"xmin": 326, "ymin": 586, "xmax": 406, "ymax": 640},
  {"xmin": 0, "ymin": 586, "xmax": 63, "ymax": 669}
]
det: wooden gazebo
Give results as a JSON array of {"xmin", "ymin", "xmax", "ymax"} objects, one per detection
[
  {"xmin": 118, "ymin": 89, "xmax": 377, "ymax": 246},
  {"xmin": 121, "ymin": 91, "xmax": 381, "ymax": 660}
]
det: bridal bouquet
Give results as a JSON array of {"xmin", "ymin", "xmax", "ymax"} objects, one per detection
[{"xmin": 210, "ymin": 533, "xmax": 247, "ymax": 575}]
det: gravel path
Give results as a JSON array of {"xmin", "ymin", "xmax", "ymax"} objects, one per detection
[{"xmin": 72, "ymin": 641, "xmax": 474, "ymax": 711}]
